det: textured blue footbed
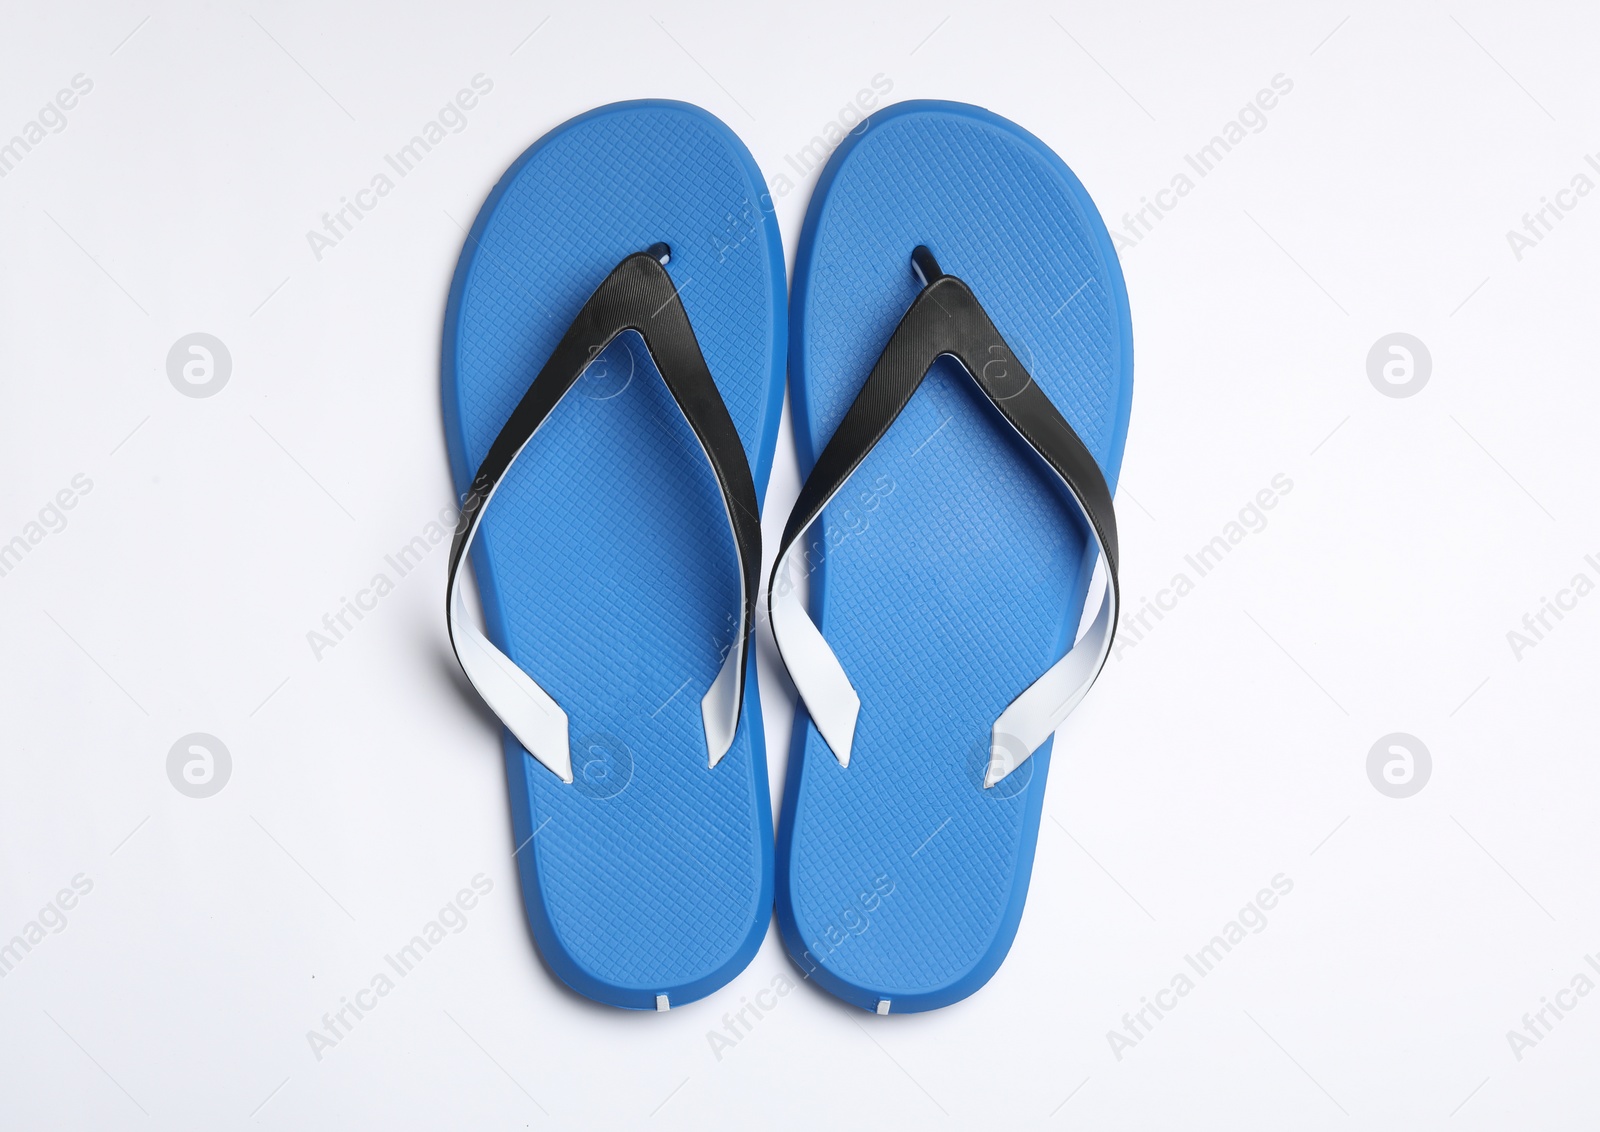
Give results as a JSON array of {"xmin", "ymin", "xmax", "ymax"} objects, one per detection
[
  {"xmin": 441, "ymin": 102, "xmax": 785, "ymax": 1009},
  {"xmin": 776, "ymin": 101, "xmax": 1134, "ymax": 1012}
]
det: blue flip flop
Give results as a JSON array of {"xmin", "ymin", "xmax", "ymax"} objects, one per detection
[
  {"xmin": 441, "ymin": 101, "xmax": 785, "ymax": 1010},
  {"xmin": 771, "ymin": 101, "xmax": 1133, "ymax": 1013}
]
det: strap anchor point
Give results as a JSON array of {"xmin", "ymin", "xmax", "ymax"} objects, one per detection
[{"xmin": 910, "ymin": 245, "xmax": 943, "ymax": 286}]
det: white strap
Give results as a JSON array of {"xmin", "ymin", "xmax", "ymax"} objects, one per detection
[
  {"xmin": 986, "ymin": 568, "xmax": 1115, "ymax": 786},
  {"xmin": 770, "ymin": 532, "xmax": 861, "ymax": 763},
  {"xmin": 448, "ymin": 461, "xmax": 574, "ymax": 783}
]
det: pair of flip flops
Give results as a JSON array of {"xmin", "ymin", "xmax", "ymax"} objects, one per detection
[{"xmin": 441, "ymin": 99, "xmax": 1133, "ymax": 1013}]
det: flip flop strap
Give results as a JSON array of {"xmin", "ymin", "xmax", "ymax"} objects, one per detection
[
  {"xmin": 447, "ymin": 246, "xmax": 762, "ymax": 783},
  {"xmin": 769, "ymin": 246, "xmax": 1120, "ymax": 788}
]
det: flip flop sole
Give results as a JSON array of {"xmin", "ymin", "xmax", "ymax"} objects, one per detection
[
  {"xmin": 442, "ymin": 101, "xmax": 785, "ymax": 1009},
  {"xmin": 778, "ymin": 100, "xmax": 1133, "ymax": 1012}
]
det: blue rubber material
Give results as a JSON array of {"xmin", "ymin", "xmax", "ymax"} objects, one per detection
[
  {"xmin": 776, "ymin": 101, "xmax": 1134, "ymax": 1012},
  {"xmin": 441, "ymin": 101, "xmax": 786, "ymax": 1010}
]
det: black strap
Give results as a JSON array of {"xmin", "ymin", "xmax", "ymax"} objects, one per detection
[
  {"xmin": 449, "ymin": 245, "xmax": 762, "ymax": 761},
  {"xmin": 773, "ymin": 246, "xmax": 1118, "ymax": 596}
]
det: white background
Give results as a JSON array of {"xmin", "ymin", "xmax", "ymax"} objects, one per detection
[{"xmin": 2, "ymin": 1, "xmax": 1598, "ymax": 1128}]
